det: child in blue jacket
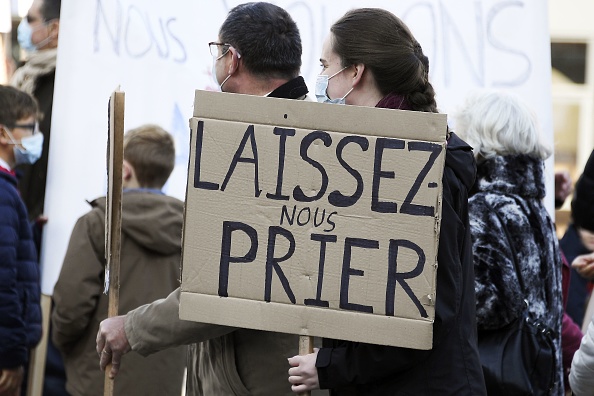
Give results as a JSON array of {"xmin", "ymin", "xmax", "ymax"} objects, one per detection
[{"xmin": 0, "ymin": 85, "xmax": 43, "ymax": 396}]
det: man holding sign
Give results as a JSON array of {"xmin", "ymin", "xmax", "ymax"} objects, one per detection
[
  {"xmin": 287, "ymin": 9, "xmax": 486, "ymax": 395},
  {"xmin": 96, "ymin": 3, "xmax": 314, "ymax": 396}
]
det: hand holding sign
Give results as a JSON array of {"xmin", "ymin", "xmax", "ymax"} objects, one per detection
[{"xmin": 288, "ymin": 349, "xmax": 320, "ymax": 393}]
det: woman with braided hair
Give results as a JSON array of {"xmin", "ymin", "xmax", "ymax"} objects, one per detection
[{"xmin": 288, "ymin": 8, "xmax": 486, "ymax": 395}]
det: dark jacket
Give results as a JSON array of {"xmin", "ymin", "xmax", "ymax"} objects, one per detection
[
  {"xmin": 560, "ymin": 252, "xmax": 583, "ymax": 391},
  {"xmin": 562, "ymin": 224, "xmax": 592, "ymax": 327},
  {"xmin": 563, "ymin": 148, "xmax": 594, "ymax": 326},
  {"xmin": 470, "ymin": 155, "xmax": 564, "ymax": 395},
  {"xmin": 51, "ymin": 191, "xmax": 186, "ymax": 396},
  {"xmin": 0, "ymin": 169, "xmax": 42, "ymax": 369},
  {"xmin": 316, "ymin": 133, "xmax": 487, "ymax": 395}
]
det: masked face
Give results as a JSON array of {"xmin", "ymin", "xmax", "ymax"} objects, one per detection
[
  {"xmin": 17, "ymin": 19, "xmax": 38, "ymax": 53},
  {"xmin": 210, "ymin": 42, "xmax": 235, "ymax": 92},
  {"xmin": 212, "ymin": 58, "xmax": 232, "ymax": 92},
  {"xmin": 4, "ymin": 126, "xmax": 44, "ymax": 165},
  {"xmin": 211, "ymin": 59, "xmax": 220, "ymax": 89},
  {"xmin": 18, "ymin": 18, "xmax": 54, "ymax": 53},
  {"xmin": 315, "ymin": 66, "xmax": 353, "ymax": 104}
]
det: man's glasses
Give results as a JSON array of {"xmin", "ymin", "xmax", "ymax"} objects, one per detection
[{"xmin": 209, "ymin": 42, "xmax": 232, "ymax": 60}]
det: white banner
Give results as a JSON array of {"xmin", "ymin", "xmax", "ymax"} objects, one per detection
[
  {"xmin": 0, "ymin": 0, "xmax": 12, "ymax": 32},
  {"xmin": 42, "ymin": 0, "xmax": 552, "ymax": 294}
]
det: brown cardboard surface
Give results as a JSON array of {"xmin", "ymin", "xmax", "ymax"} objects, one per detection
[{"xmin": 180, "ymin": 90, "xmax": 447, "ymax": 349}]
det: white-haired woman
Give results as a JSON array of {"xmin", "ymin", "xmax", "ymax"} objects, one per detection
[{"xmin": 456, "ymin": 91, "xmax": 564, "ymax": 394}]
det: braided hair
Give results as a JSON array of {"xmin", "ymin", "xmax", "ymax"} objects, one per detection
[{"xmin": 331, "ymin": 8, "xmax": 438, "ymax": 113}]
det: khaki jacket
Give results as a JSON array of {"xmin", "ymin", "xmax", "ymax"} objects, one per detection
[
  {"xmin": 52, "ymin": 192, "xmax": 186, "ymax": 396},
  {"xmin": 127, "ymin": 288, "xmax": 327, "ymax": 395}
]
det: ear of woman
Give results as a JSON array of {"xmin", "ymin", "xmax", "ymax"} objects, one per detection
[{"xmin": 351, "ymin": 63, "xmax": 365, "ymax": 87}]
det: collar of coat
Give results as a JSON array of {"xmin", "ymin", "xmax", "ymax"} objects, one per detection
[
  {"xmin": 268, "ymin": 76, "xmax": 308, "ymax": 99},
  {"xmin": 475, "ymin": 154, "xmax": 546, "ymax": 199}
]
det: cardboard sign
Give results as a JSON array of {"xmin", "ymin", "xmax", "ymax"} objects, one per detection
[{"xmin": 179, "ymin": 90, "xmax": 447, "ymax": 349}]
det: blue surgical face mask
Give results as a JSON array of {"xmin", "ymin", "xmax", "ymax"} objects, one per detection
[
  {"xmin": 5, "ymin": 128, "xmax": 44, "ymax": 165},
  {"xmin": 211, "ymin": 47, "xmax": 235, "ymax": 92},
  {"xmin": 211, "ymin": 60, "xmax": 221, "ymax": 90},
  {"xmin": 17, "ymin": 18, "xmax": 51, "ymax": 53},
  {"xmin": 17, "ymin": 19, "xmax": 37, "ymax": 53},
  {"xmin": 211, "ymin": 59, "xmax": 231, "ymax": 92},
  {"xmin": 315, "ymin": 67, "xmax": 353, "ymax": 104}
]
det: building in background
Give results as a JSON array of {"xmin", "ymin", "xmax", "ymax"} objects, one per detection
[{"xmin": 550, "ymin": 0, "xmax": 594, "ymax": 233}]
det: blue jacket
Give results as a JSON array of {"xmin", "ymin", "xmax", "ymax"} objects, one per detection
[{"xmin": 0, "ymin": 169, "xmax": 42, "ymax": 368}]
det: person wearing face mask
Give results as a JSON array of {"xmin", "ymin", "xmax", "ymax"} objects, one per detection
[
  {"xmin": 10, "ymin": 3, "xmax": 65, "ymax": 395},
  {"xmin": 10, "ymin": 0, "xmax": 60, "ymax": 224},
  {"xmin": 0, "ymin": 85, "xmax": 43, "ymax": 396},
  {"xmin": 207, "ymin": 5, "xmax": 308, "ymax": 98},
  {"xmin": 96, "ymin": 4, "xmax": 321, "ymax": 396},
  {"xmin": 315, "ymin": 67, "xmax": 353, "ymax": 105},
  {"xmin": 288, "ymin": 9, "xmax": 486, "ymax": 395}
]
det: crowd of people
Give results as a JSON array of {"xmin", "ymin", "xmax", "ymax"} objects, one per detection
[{"xmin": 2, "ymin": 1, "xmax": 594, "ymax": 395}]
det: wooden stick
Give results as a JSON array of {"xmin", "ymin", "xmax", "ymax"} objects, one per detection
[
  {"xmin": 298, "ymin": 335, "xmax": 314, "ymax": 396},
  {"xmin": 103, "ymin": 89, "xmax": 125, "ymax": 396},
  {"xmin": 25, "ymin": 294, "xmax": 51, "ymax": 396}
]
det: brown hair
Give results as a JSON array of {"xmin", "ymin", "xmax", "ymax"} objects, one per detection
[
  {"xmin": 123, "ymin": 124, "xmax": 175, "ymax": 188},
  {"xmin": 0, "ymin": 85, "xmax": 39, "ymax": 126},
  {"xmin": 330, "ymin": 8, "xmax": 437, "ymax": 113}
]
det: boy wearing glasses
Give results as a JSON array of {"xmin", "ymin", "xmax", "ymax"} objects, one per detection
[{"xmin": 0, "ymin": 85, "xmax": 43, "ymax": 396}]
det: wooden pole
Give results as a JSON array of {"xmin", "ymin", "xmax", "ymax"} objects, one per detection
[
  {"xmin": 25, "ymin": 294, "xmax": 51, "ymax": 396},
  {"xmin": 103, "ymin": 89, "xmax": 125, "ymax": 396},
  {"xmin": 298, "ymin": 335, "xmax": 314, "ymax": 396}
]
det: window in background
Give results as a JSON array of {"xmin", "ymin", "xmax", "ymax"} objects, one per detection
[
  {"xmin": 551, "ymin": 42, "xmax": 587, "ymax": 84},
  {"xmin": 550, "ymin": 40, "xmax": 591, "ymax": 236}
]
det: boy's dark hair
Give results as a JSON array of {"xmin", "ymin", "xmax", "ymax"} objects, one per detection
[
  {"xmin": 123, "ymin": 124, "xmax": 175, "ymax": 189},
  {"xmin": 40, "ymin": 0, "xmax": 61, "ymax": 21},
  {"xmin": 0, "ymin": 85, "xmax": 38, "ymax": 127},
  {"xmin": 220, "ymin": 2, "xmax": 301, "ymax": 80}
]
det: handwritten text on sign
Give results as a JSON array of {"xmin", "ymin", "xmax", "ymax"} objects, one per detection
[{"xmin": 180, "ymin": 91, "xmax": 446, "ymax": 349}]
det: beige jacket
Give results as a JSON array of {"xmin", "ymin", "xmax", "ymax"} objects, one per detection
[{"xmin": 127, "ymin": 288, "xmax": 327, "ymax": 395}]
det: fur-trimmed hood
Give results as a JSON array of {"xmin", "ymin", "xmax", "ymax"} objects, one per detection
[{"xmin": 474, "ymin": 155, "xmax": 546, "ymax": 199}]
